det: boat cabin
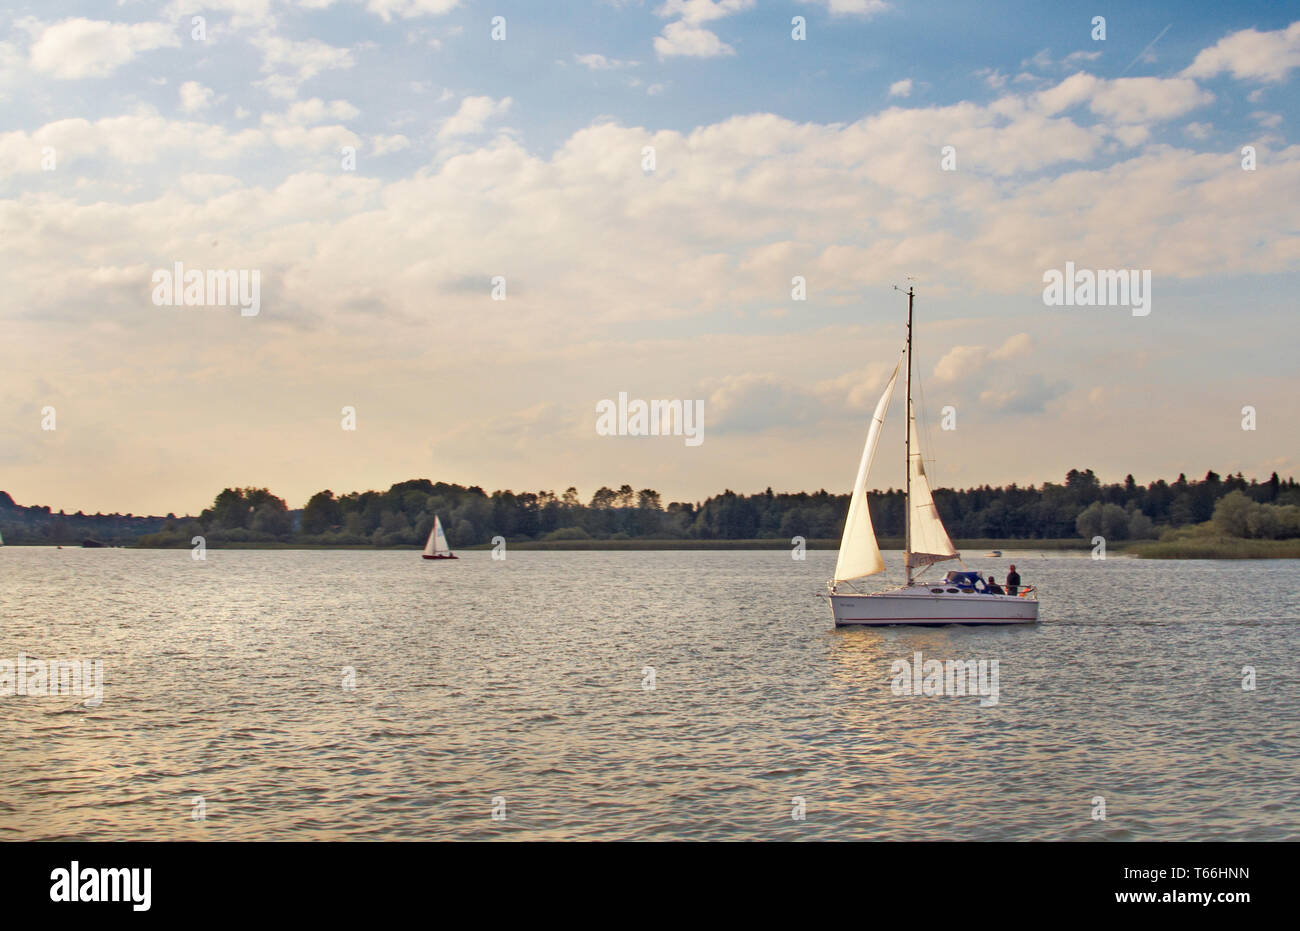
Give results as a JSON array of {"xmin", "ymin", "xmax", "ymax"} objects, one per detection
[{"xmin": 932, "ymin": 570, "xmax": 985, "ymax": 594}]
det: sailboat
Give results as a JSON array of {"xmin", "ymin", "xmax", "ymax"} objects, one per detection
[
  {"xmin": 421, "ymin": 515, "xmax": 457, "ymax": 560},
  {"xmin": 826, "ymin": 287, "xmax": 1039, "ymax": 626}
]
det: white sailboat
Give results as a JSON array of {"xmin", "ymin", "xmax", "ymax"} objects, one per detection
[
  {"xmin": 421, "ymin": 515, "xmax": 457, "ymax": 560},
  {"xmin": 826, "ymin": 287, "xmax": 1039, "ymax": 626}
]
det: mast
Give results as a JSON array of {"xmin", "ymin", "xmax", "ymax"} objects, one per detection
[{"xmin": 904, "ymin": 286, "xmax": 913, "ymax": 586}]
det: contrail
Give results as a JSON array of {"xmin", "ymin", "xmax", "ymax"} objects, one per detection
[{"xmin": 1119, "ymin": 24, "xmax": 1172, "ymax": 76}]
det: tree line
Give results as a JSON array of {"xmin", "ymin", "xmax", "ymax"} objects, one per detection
[{"xmin": 4, "ymin": 468, "xmax": 1293, "ymax": 547}]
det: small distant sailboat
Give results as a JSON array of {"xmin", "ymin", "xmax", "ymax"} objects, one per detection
[
  {"xmin": 826, "ymin": 287, "xmax": 1039, "ymax": 626},
  {"xmin": 421, "ymin": 515, "xmax": 457, "ymax": 560}
]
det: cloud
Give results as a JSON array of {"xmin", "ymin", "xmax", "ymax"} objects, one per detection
[
  {"xmin": 363, "ymin": 0, "xmax": 462, "ymax": 21},
  {"xmin": 161, "ymin": 0, "xmax": 275, "ymax": 29},
  {"xmin": 928, "ymin": 335, "xmax": 1062, "ymax": 417},
  {"xmin": 252, "ymin": 34, "xmax": 355, "ymax": 99},
  {"xmin": 934, "ymin": 334, "xmax": 1032, "ymax": 383},
  {"xmin": 1182, "ymin": 21, "xmax": 1300, "ymax": 84},
  {"xmin": 576, "ymin": 53, "xmax": 638, "ymax": 70},
  {"xmin": 888, "ymin": 78, "xmax": 912, "ymax": 98},
  {"xmin": 28, "ymin": 18, "xmax": 179, "ymax": 79},
  {"xmin": 654, "ymin": 21, "xmax": 735, "ymax": 58},
  {"xmin": 179, "ymin": 81, "xmax": 215, "ymax": 113},
  {"xmin": 704, "ymin": 374, "xmax": 813, "ymax": 434},
  {"xmin": 1087, "ymin": 76, "xmax": 1213, "ymax": 124},
  {"xmin": 370, "ymin": 134, "xmax": 411, "ymax": 155},
  {"xmin": 654, "ymin": 0, "xmax": 754, "ymax": 59},
  {"xmin": 933, "ymin": 346, "xmax": 986, "ymax": 384},
  {"xmin": 1063, "ymin": 50, "xmax": 1102, "ymax": 66},
  {"xmin": 991, "ymin": 333, "xmax": 1033, "ymax": 360},
  {"xmin": 979, "ymin": 373, "xmax": 1068, "ymax": 415},
  {"xmin": 438, "ymin": 96, "xmax": 512, "ymax": 139},
  {"xmin": 0, "ymin": 110, "xmax": 265, "ymax": 176},
  {"xmin": 798, "ymin": 0, "xmax": 890, "ymax": 15},
  {"xmin": 1034, "ymin": 73, "xmax": 1213, "ymax": 124},
  {"xmin": 272, "ymin": 98, "xmax": 361, "ymax": 125}
]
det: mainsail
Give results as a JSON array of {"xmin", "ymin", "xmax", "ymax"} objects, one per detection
[
  {"xmin": 906, "ymin": 412, "xmax": 958, "ymax": 568},
  {"xmin": 832, "ymin": 358, "xmax": 902, "ymax": 583},
  {"xmin": 424, "ymin": 516, "xmax": 451, "ymax": 557}
]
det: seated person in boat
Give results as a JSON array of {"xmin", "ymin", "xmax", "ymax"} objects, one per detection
[{"xmin": 984, "ymin": 575, "xmax": 1005, "ymax": 595}]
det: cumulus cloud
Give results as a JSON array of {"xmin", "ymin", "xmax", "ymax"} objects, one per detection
[
  {"xmin": 934, "ymin": 335, "xmax": 1031, "ymax": 383},
  {"xmin": 654, "ymin": 0, "xmax": 754, "ymax": 59},
  {"xmin": 28, "ymin": 18, "xmax": 179, "ymax": 79},
  {"xmin": 1034, "ymin": 73, "xmax": 1213, "ymax": 124},
  {"xmin": 438, "ymin": 95, "xmax": 512, "ymax": 138},
  {"xmin": 1182, "ymin": 21, "xmax": 1300, "ymax": 83},
  {"xmin": 888, "ymin": 79, "xmax": 912, "ymax": 98},
  {"xmin": 179, "ymin": 81, "xmax": 215, "ymax": 113}
]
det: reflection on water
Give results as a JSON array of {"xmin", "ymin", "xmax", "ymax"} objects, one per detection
[{"xmin": 0, "ymin": 548, "xmax": 1296, "ymax": 840}]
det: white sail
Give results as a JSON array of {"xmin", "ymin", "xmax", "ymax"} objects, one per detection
[
  {"xmin": 833, "ymin": 358, "xmax": 902, "ymax": 583},
  {"xmin": 425, "ymin": 515, "xmax": 451, "ymax": 556},
  {"xmin": 906, "ymin": 413, "xmax": 958, "ymax": 568}
]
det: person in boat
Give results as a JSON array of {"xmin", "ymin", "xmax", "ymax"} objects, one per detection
[
  {"xmin": 1005, "ymin": 565, "xmax": 1020, "ymax": 596},
  {"xmin": 984, "ymin": 575, "xmax": 1005, "ymax": 595}
]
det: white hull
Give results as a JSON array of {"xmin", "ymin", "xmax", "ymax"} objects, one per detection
[{"xmin": 830, "ymin": 586, "xmax": 1039, "ymax": 626}]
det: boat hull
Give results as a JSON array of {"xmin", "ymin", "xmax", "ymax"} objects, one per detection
[
  {"xmin": 422, "ymin": 554, "xmax": 458, "ymax": 560},
  {"xmin": 830, "ymin": 587, "xmax": 1038, "ymax": 626}
]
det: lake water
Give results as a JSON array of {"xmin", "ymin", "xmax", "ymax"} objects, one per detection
[{"xmin": 1, "ymin": 548, "xmax": 1296, "ymax": 841}]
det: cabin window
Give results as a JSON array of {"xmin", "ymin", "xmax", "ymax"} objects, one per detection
[
  {"xmin": 930, "ymin": 588, "xmax": 943, "ymax": 593},
  {"xmin": 946, "ymin": 588, "xmax": 959, "ymax": 593}
]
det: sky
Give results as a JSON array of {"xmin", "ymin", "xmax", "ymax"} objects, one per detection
[{"xmin": 2, "ymin": 0, "xmax": 1298, "ymax": 516}]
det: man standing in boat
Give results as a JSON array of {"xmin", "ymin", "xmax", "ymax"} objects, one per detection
[{"xmin": 1006, "ymin": 565, "xmax": 1020, "ymax": 596}]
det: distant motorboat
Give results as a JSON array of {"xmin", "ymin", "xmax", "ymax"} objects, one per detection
[
  {"xmin": 824, "ymin": 287, "xmax": 1039, "ymax": 626},
  {"xmin": 985, "ymin": 549, "xmax": 1003, "ymax": 558},
  {"xmin": 421, "ymin": 515, "xmax": 457, "ymax": 560}
]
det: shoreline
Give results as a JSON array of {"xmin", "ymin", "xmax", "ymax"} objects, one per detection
[
  {"xmin": 10, "ymin": 537, "xmax": 1108, "ymax": 552},
  {"xmin": 7, "ymin": 538, "xmax": 1297, "ymax": 558}
]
